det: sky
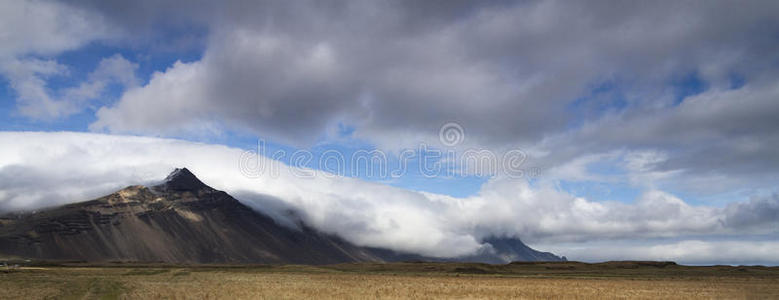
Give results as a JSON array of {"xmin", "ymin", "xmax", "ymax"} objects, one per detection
[{"xmin": 1, "ymin": 0, "xmax": 778, "ymax": 265}]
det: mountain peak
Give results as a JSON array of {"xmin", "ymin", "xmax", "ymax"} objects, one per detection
[{"xmin": 162, "ymin": 167, "xmax": 210, "ymax": 191}]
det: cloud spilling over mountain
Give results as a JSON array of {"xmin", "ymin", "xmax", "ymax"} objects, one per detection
[
  {"xmin": 0, "ymin": 167, "xmax": 563, "ymax": 263},
  {"xmin": 1, "ymin": 132, "xmax": 777, "ymax": 262},
  {"xmin": 0, "ymin": 168, "xmax": 384, "ymax": 263}
]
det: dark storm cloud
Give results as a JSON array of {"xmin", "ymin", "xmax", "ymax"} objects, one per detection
[
  {"xmin": 723, "ymin": 194, "xmax": 779, "ymax": 230},
  {"xmin": 79, "ymin": 1, "xmax": 779, "ymax": 150}
]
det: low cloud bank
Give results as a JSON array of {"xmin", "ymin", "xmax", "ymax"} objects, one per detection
[{"xmin": 0, "ymin": 132, "xmax": 777, "ymax": 263}]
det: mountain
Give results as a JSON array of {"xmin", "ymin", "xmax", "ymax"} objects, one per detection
[
  {"xmin": 0, "ymin": 168, "xmax": 380, "ymax": 264},
  {"xmin": 0, "ymin": 168, "xmax": 564, "ymax": 264},
  {"xmin": 471, "ymin": 237, "xmax": 566, "ymax": 263},
  {"xmin": 364, "ymin": 237, "xmax": 565, "ymax": 264}
]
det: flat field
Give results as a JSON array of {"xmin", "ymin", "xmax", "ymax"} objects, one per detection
[{"xmin": 1, "ymin": 261, "xmax": 778, "ymax": 299}]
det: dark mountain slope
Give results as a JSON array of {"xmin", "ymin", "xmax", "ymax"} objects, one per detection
[{"xmin": 0, "ymin": 168, "xmax": 380, "ymax": 264}]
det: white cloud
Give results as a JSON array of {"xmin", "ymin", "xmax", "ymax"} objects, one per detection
[
  {"xmin": 0, "ymin": 58, "xmax": 72, "ymax": 118},
  {"xmin": 63, "ymin": 54, "xmax": 140, "ymax": 100},
  {"xmin": 0, "ymin": 1, "xmax": 116, "ymax": 120},
  {"xmin": 0, "ymin": 0, "xmax": 128, "ymax": 120},
  {"xmin": 1, "ymin": 131, "xmax": 777, "ymax": 263},
  {"xmin": 0, "ymin": 54, "xmax": 138, "ymax": 119},
  {"xmin": 90, "ymin": 60, "xmax": 210, "ymax": 133},
  {"xmin": 539, "ymin": 240, "xmax": 779, "ymax": 265},
  {"xmin": 0, "ymin": 0, "xmax": 111, "ymax": 58}
]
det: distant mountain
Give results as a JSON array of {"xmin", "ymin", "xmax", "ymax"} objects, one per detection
[
  {"xmin": 364, "ymin": 237, "xmax": 565, "ymax": 264},
  {"xmin": 0, "ymin": 168, "xmax": 564, "ymax": 264},
  {"xmin": 472, "ymin": 237, "xmax": 566, "ymax": 263}
]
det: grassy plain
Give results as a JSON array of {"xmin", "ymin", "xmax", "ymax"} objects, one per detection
[{"xmin": 1, "ymin": 261, "xmax": 778, "ymax": 299}]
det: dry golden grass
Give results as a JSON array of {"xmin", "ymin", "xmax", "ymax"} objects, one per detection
[
  {"xmin": 123, "ymin": 272, "xmax": 779, "ymax": 299},
  {"xmin": 1, "ymin": 264, "xmax": 778, "ymax": 299}
]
